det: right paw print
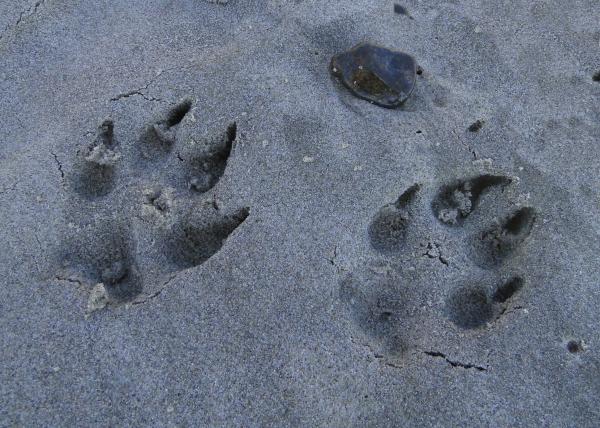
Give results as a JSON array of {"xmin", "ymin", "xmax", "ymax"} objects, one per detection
[
  {"xmin": 340, "ymin": 174, "xmax": 538, "ymax": 366},
  {"xmin": 58, "ymin": 99, "xmax": 249, "ymax": 312}
]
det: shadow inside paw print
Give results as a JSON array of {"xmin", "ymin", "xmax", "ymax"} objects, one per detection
[
  {"xmin": 167, "ymin": 202, "xmax": 249, "ymax": 269},
  {"xmin": 431, "ymin": 174, "xmax": 511, "ymax": 226},
  {"xmin": 72, "ymin": 119, "xmax": 121, "ymax": 198},
  {"xmin": 61, "ymin": 221, "xmax": 144, "ymax": 303},
  {"xmin": 60, "ymin": 99, "xmax": 249, "ymax": 309},
  {"xmin": 177, "ymin": 122, "xmax": 236, "ymax": 193},
  {"xmin": 141, "ymin": 99, "xmax": 192, "ymax": 157},
  {"xmin": 368, "ymin": 183, "xmax": 420, "ymax": 254},
  {"xmin": 341, "ymin": 174, "xmax": 538, "ymax": 362},
  {"xmin": 446, "ymin": 276, "xmax": 524, "ymax": 328},
  {"xmin": 340, "ymin": 271, "xmax": 409, "ymax": 357},
  {"xmin": 470, "ymin": 207, "xmax": 536, "ymax": 268}
]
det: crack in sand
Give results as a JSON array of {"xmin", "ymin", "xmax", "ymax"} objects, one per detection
[
  {"xmin": 109, "ymin": 68, "xmax": 178, "ymax": 102},
  {"xmin": 423, "ymin": 350, "xmax": 487, "ymax": 372},
  {"xmin": 131, "ymin": 274, "xmax": 178, "ymax": 305},
  {"xmin": 421, "ymin": 241, "xmax": 449, "ymax": 266},
  {"xmin": 498, "ymin": 305, "xmax": 526, "ymax": 318},
  {"xmin": 55, "ymin": 275, "xmax": 85, "ymax": 287},
  {"xmin": 1, "ymin": 0, "xmax": 47, "ymax": 42},
  {"xmin": 110, "ymin": 89, "xmax": 163, "ymax": 103},
  {"xmin": 109, "ymin": 64, "xmax": 200, "ymax": 103},
  {"xmin": 50, "ymin": 151, "xmax": 64, "ymax": 179}
]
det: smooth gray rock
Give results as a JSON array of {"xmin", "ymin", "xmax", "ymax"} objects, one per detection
[{"xmin": 330, "ymin": 43, "xmax": 417, "ymax": 108}]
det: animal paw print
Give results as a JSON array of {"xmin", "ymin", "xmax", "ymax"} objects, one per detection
[
  {"xmin": 341, "ymin": 174, "xmax": 538, "ymax": 365},
  {"xmin": 58, "ymin": 99, "xmax": 249, "ymax": 311}
]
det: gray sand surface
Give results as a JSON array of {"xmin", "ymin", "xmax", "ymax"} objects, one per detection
[{"xmin": 1, "ymin": 0, "xmax": 599, "ymax": 426}]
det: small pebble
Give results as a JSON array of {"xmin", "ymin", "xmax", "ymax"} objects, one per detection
[
  {"xmin": 330, "ymin": 43, "xmax": 417, "ymax": 108},
  {"xmin": 86, "ymin": 283, "xmax": 108, "ymax": 314}
]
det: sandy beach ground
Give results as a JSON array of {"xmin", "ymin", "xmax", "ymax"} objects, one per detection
[{"xmin": 1, "ymin": 0, "xmax": 599, "ymax": 425}]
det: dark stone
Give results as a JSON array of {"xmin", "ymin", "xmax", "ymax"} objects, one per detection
[
  {"xmin": 330, "ymin": 43, "xmax": 416, "ymax": 108},
  {"xmin": 393, "ymin": 4, "xmax": 414, "ymax": 19},
  {"xmin": 468, "ymin": 119, "xmax": 485, "ymax": 132}
]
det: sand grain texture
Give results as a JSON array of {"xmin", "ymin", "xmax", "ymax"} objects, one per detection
[{"xmin": 1, "ymin": 0, "xmax": 599, "ymax": 426}]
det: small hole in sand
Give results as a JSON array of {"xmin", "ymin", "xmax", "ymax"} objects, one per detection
[
  {"xmin": 167, "ymin": 99, "xmax": 192, "ymax": 127},
  {"xmin": 416, "ymin": 66, "xmax": 423, "ymax": 76},
  {"xmin": 504, "ymin": 207, "xmax": 536, "ymax": 235},
  {"xmin": 468, "ymin": 120, "xmax": 484, "ymax": 132},
  {"xmin": 493, "ymin": 277, "xmax": 524, "ymax": 303},
  {"xmin": 567, "ymin": 340, "xmax": 583, "ymax": 353},
  {"xmin": 592, "ymin": 71, "xmax": 600, "ymax": 82},
  {"xmin": 393, "ymin": 4, "xmax": 408, "ymax": 15}
]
